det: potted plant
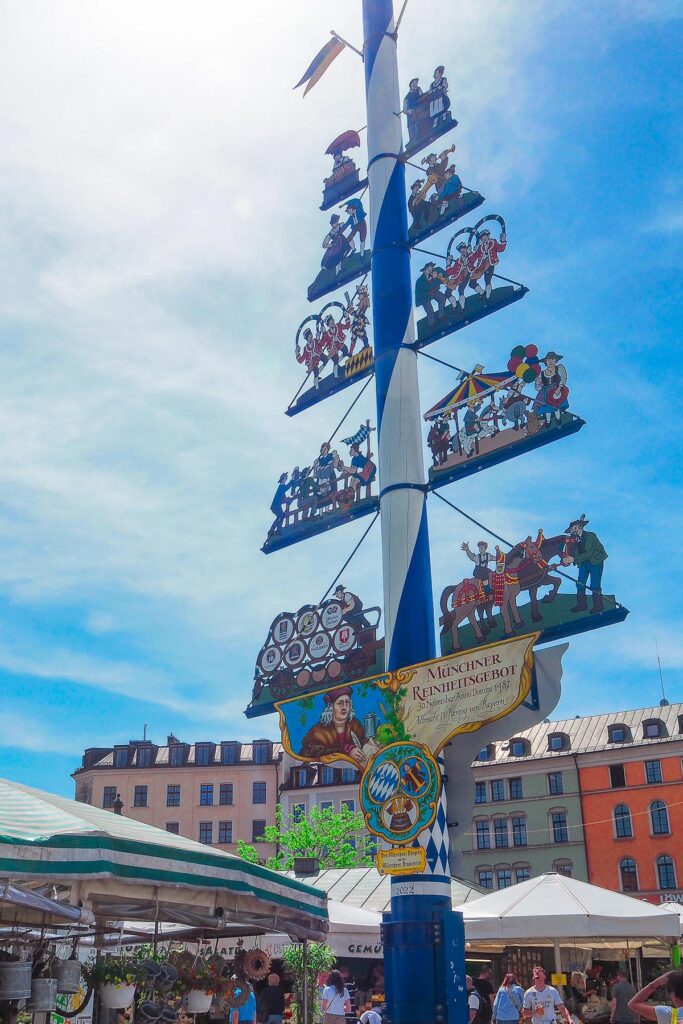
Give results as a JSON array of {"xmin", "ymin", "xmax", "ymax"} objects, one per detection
[
  {"xmin": 83, "ymin": 954, "xmax": 139, "ymax": 1010},
  {"xmin": 173, "ymin": 958, "xmax": 228, "ymax": 1014}
]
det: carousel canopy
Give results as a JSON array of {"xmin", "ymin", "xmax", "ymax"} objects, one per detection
[
  {"xmin": 0, "ymin": 778, "xmax": 327, "ymax": 941},
  {"xmin": 424, "ymin": 367, "xmax": 513, "ymax": 421}
]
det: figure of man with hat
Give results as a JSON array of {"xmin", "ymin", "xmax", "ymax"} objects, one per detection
[
  {"xmin": 445, "ymin": 242, "xmax": 473, "ymax": 310},
  {"xmin": 534, "ymin": 351, "xmax": 569, "ymax": 427},
  {"xmin": 403, "ymin": 77, "xmax": 428, "ymax": 143},
  {"xmin": 333, "ymin": 584, "xmax": 370, "ymax": 630},
  {"xmin": 429, "ymin": 65, "xmax": 450, "ymax": 127},
  {"xmin": 562, "ymin": 514, "xmax": 608, "ymax": 615},
  {"xmin": 469, "ymin": 224, "xmax": 507, "ymax": 300},
  {"xmin": 415, "ymin": 260, "xmax": 447, "ymax": 326},
  {"xmin": 300, "ymin": 686, "xmax": 374, "ymax": 764},
  {"xmin": 342, "ymin": 197, "xmax": 367, "ymax": 258},
  {"xmin": 408, "ymin": 179, "xmax": 431, "ymax": 231},
  {"xmin": 321, "ymin": 213, "xmax": 352, "ymax": 276}
]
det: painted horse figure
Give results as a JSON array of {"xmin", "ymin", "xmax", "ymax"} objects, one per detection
[
  {"xmin": 439, "ymin": 546, "xmax": 526, "ymax": 651},
  {"xmin": 509, "ymin": 531, "xmax": 575, "ymax": 622}
]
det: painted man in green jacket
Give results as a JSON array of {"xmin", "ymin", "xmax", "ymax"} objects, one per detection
[{"xmin": 562, "ymin": 514, "xmax": 608, "ymax": 615}]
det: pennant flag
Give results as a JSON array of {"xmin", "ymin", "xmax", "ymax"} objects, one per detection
[{"xmin": 294, "ymin": 37, "xmax": 345, "ymax": 96}]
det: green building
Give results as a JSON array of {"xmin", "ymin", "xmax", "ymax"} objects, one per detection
[{"xmin": 452, "ymin": 731, "xmax": 588, "ymax": 890}]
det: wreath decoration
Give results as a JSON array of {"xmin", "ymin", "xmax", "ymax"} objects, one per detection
[
  {"xmin": 222, "ymin": 979, "xmax": 250, "ymax": 1009},
  {"xmin": 243, "ymin": 949, "xmax": 271, "ymax": 981}
]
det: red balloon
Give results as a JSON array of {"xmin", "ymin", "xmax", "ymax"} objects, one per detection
[
  {"xmin": 508, "ymin": 357, "xmax": 522, "ymax": 372},
  {"xmin": 524, "ymin": 344, "xmax": 538, "ymax": 358}
]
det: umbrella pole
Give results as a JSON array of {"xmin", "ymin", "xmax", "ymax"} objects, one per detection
[
  {"xmin": 553, "ymin": 940, "xmax": 564, "ymax": 998},
  {"xmin": 626, "ymin": 940, "xmax": 632, "ymax": 985},
  {"xmin": 302, "ymin": 939, "xmax": 309, "ymax": 1024}
]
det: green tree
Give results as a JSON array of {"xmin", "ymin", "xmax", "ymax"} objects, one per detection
[
  {"xmin": 237, "ymin": 803, "xmax": 374, "ymax": 869},
  {"xmin": 281, "ymin": 942, "xmax": 335, "ymax": 1024}
]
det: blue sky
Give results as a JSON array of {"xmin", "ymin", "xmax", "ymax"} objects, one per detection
[{"xmin": 0, "ymin": 1, "xmax": 681, "ymax": 796}]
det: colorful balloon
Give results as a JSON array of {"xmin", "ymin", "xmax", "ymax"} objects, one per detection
[
  {"xmin": 523, "ymin": 368, "xmax": 536, "ymax": 383},
  {"xmin": 510, "ymin": 345, "xmax": 525, "ymax": 359},
  {"xmin": 508, "ymin": 356, "xmax": 522, "ymax": 372},
  {"xmin": 515, "ymin": 363, "xmax": 530, "ymax": 379},
  {"xmin": 524, "ymin": 344, "xmax": 538, "ymax": 358},
  {"xmin": 527, "ymin": 356, "xmax": 539, "ymax": 366}
]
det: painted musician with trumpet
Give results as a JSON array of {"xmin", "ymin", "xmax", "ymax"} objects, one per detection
[{"xmin": 408, "ymin": 144, "xmax": 462, "ymax": 231}]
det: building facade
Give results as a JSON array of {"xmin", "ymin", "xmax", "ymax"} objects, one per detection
[
  {"xmin": 72, "ymin": 735, "xmax": 281, "ymax": 858},
  {"xmin": 278, "ymin": 752, "xmax": 363, "ymax": 819},
  {"xmin": 453, "ymin": 701, "xmax": 683, "ymax": 901}
]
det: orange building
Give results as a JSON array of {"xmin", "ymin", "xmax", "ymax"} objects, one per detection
[{"xmin": 577, "ymin": 705, "xmax": 683, "ymax": 904}]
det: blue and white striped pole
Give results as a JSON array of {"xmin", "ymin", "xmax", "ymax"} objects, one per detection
[{"xmin": 362, "ymin": 2, "xmax": 466, "ymax": 1022}]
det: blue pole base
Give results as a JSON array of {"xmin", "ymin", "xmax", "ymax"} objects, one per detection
[{"xmin": 382, "ymin": 893, "xmax": 467, "ymax": 1024}]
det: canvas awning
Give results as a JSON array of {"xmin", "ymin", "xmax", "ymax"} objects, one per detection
[
  {"xmin": 453, "ymin": 872, "xmax": 680, "ymax": 943},
  {"xmin": 0, "ymin": 778, "xmax": 327, "ymax": 941},
  {"xmin": 0, "ymin": 880, "xmax": 95, "ymax": 928}
]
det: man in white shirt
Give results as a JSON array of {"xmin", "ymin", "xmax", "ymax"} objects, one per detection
[
  {"xmin": 628, "ymin": 968, "xmax": 683, "ymax": 1024},
  {"xmin": 523, "ymin": 967, "xmax": 572, "ymax": 1024},
  {"xmin": 359, "ymin": 1006, "xmax": 382, "ymax": 1024},
  {"xmin": 468, "ymin": 975, "xmax": 483, "ymax": 1024}
]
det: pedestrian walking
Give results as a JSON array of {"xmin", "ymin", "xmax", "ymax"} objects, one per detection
[
  {"xmin": 493, "ymin": 974, "xmax": 525, "ymax": 1024},
  {"xmin": 523, "ymin": 966, "xmax": 572, "ymax": 1024},
  {"xmin": 610, "ymin": 969, "xmax": 637, "ymax": 1024},
  {"xmin": 257, "ymin": 973, "xmax": 285, "ymax": 1024},
  {"xmin": 321, "ymin": 969, "xmax": 352, "ymax": 1024}
]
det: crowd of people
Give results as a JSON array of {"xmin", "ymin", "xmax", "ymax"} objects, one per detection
[{"xmin": 466, "ymin": 966, "xmax": 683, "ymax": 1024}]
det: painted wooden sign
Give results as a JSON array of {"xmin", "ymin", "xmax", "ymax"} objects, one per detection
[
  {"xmin": 407, "ymin": 145, "xmax": 484, "ymax": 247},
  {"xmin": 246, "ymin": 587, "xmax": 385, "ymax": 719},
  {"xmin": 263, "ymin": 421, "xmax": 379, "ymax": 553},
  {"xmin": 403, "ymin": 66, "xmax": 458, "ymax": 158},
  {"xmin": 425, "ymin": 348, "xmax": 585, "ymax": 486},
  {"xmin": 308, "ymin": 199, "xmax": 372, "ymax": 302},
  {"xmin": 414, "ymin": 215, "xmax": 527, "ymax": 349},
  {"xmin": 439, "ymin": 517, "xmax": 628, "ymax": 655},
  {"xmin": 288, "ymin": 285, "xmax": 373, "ymax": 416},
  {"xmin": 321, "ymin": 130, "xmax": 368, "ymax": 211},
  {"xmin": 276, "ymin": 634, "xmax": 538, "ymax": 843}
]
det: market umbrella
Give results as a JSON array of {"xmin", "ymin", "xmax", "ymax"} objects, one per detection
[
  {"xmin": 0, "ymin": 778, "xmax": 327, "ymax": 941},
  {"xmin": 424, "ymin": 367, "xmax": 513, "ymax": 421}
]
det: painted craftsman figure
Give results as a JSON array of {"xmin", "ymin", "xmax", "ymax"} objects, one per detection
[
  {"xmin": 343, "ymin": 198, "xmax": 367, "ymax": 258},
  {"xmin": 428, "ymin": 417, "xmax": 452, "ymax": 465},
  {"xmin": 534, "ymin": 350, "xmax": 569, "ymax": 427},
  {"xmin": 403, "ymin": 77, "xmax": 428, "ymax": 145},
  {"xmin": 429, "ymin": 65, "xmax": 451, "ymax": 129},
  {"xmin": 469, "ymin": 226, "xmax": 507, "ymax": 300},
  {"xmin": 300, "ymin": 686, "xmax": 376, "ymax": 765},
  {"xmin": 341, "ymin": 420, "xmax": 377, "ymax": 490},
  {"xmin": 415, "ymin": 261, "xmax": 447, "ymax": 326},
  {"xmin": 333, "ymin": 584, "xmax": 371, "ymax": 630},
  {"xmin": 562, "ymin": 514, "xmax": 608, "ymax": 615}
]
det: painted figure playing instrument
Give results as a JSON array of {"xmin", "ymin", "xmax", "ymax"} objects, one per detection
[
  {"xmin": 534, "ymin": 351, "xmax": 569, "ymax": 427},
  {"xmin": 468, "ymin": 226, "xmax": 507, "ymax": 299},
  {"xmin": 321, "ymin": 214, "xmax": 353, "ymax": 276},
  {"xmin": 562, "ymin": 514, "xmax": 608, "ymax": 616},
  {"xmin": 420, "ymin": 145, "xmax": 455, "ymax": 195}
]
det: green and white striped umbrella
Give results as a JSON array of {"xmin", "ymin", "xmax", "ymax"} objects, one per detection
[{"xmin": 0, "ymin": 779, "xmax": 327, "ymax": 940}]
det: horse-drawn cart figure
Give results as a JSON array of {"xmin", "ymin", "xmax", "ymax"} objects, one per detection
[
  {"xmin": 439, "ymin": 519, "xmax": 627, "ymax": 655},
  {"xmin": 245, "ymin": 587, "xmax": 385, "ymax": 718}
]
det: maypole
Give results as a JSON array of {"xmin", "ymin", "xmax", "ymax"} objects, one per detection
[{"xmin": 362, "ymin": 4, "xmax": 465, "ymax": 1022}]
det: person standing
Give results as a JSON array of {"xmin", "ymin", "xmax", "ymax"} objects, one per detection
[
  {"xmin": 493, "ymin": 974, "xmax": 525, "ymax": 1024},
  {"xmin": 321, "ymin": 969, "xmax": 352, "ymax": 1024},
  {"xmin": 628, "ymin": 969, "xmax": 683, "ymax": 1024},
  {"xmin": 257, "ymin": 973, "xmax": 285, "ymax": 1024},
  {"xmin": 523, "ymin": 966, "xmax": 572, "ymax": 1024},
  {"xmin": 475, "ymin": 968, "xmax": 495, "ymax": 1021},
  {"xmin": 231, "ymin": 984, "xmax": 257, "ymax": 1024},
  {"xmin": 610, "ymin": 969, "xmax": 637, "ymax": 1024},
  {"xmin": 468, "ymin": 976, "xmax": 487, "ymax": 1024}
]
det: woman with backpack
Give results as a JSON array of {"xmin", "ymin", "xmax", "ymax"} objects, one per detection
[
  {"xmin": 321, "ymin": 969, "xmax": 352, "ymax": 1024},
  {"xmin": 493, "ymin": 974, "xmax": 525, "ymax": 1024}
]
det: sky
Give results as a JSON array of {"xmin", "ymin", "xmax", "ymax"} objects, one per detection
[{"xmin": 0, "ymin": 0, "xmax": 681, "ymax": 797}]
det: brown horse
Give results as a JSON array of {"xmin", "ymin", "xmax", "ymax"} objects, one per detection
[
  {"xmin": 439, "ymin": 554, "xmax": 525, "ymax": 652},
  {"xmin": 508, "ymin": 533, "xmax": 574, "ymax": 622}
]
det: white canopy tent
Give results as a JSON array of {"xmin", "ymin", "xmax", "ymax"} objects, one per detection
[{"xmin": 454, "ymin": 872, "xmax": 680, "ymax": 987}]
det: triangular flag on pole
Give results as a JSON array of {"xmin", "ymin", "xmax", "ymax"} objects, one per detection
[{"xmin": 294, "ymin": 36, "xmax": 345, "ymax": 96}]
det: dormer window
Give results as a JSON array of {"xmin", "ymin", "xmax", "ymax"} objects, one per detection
[
  {"xmin": 169, "ymin": 744, "xmax": 186, "ymax": 767},
  {"xmin": 137, "ymin": 745, "xmax": 153, "ymax": 768},
  {"xmin": 548, "ymin": 732, "xmax": 569, "ymax": 752},
  {"xmin": 510, "ymin": 738, "xmax": 530, "ymax": 757},
  {"xmin": 643, "ymin": 719, "xmax": 666, "ymax": 739},
  {"xmin": 195, "ymin": 743, "xmax": 213, "ymax": 767},
  {"xmin": 477, "ymin": 744, "xmax": 495, "ymax": 761},
  {"xmin": 221, "ymin": 742, "xmax": 240, "ymax": 765},
  {"xmin": 608, "ymin": 724, "xmax": 631, "ymax": 744},
  {"xmin": 113, "ymin": 746, "xmax": 128, "ymax": 768},
  {"xmin": 253, "ymin": 741, "xmax": 271, "ymax": 765}
]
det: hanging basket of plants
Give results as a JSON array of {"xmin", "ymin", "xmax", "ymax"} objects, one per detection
[{"xmin": 243, "ymin": 950, "xmax": 271, "ymax": 981}]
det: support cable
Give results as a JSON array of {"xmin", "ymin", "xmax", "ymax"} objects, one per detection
[
  {"xmin": 325, "ymin": 373, "xmax": 374, "ymax": 446},
  {"xmin": 319, "ymin": 511, "xmax": 380, "ymax": 604},
  {"xmin": 431, "ymin": 489, "xmax": 625, "ymax": 605}
]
